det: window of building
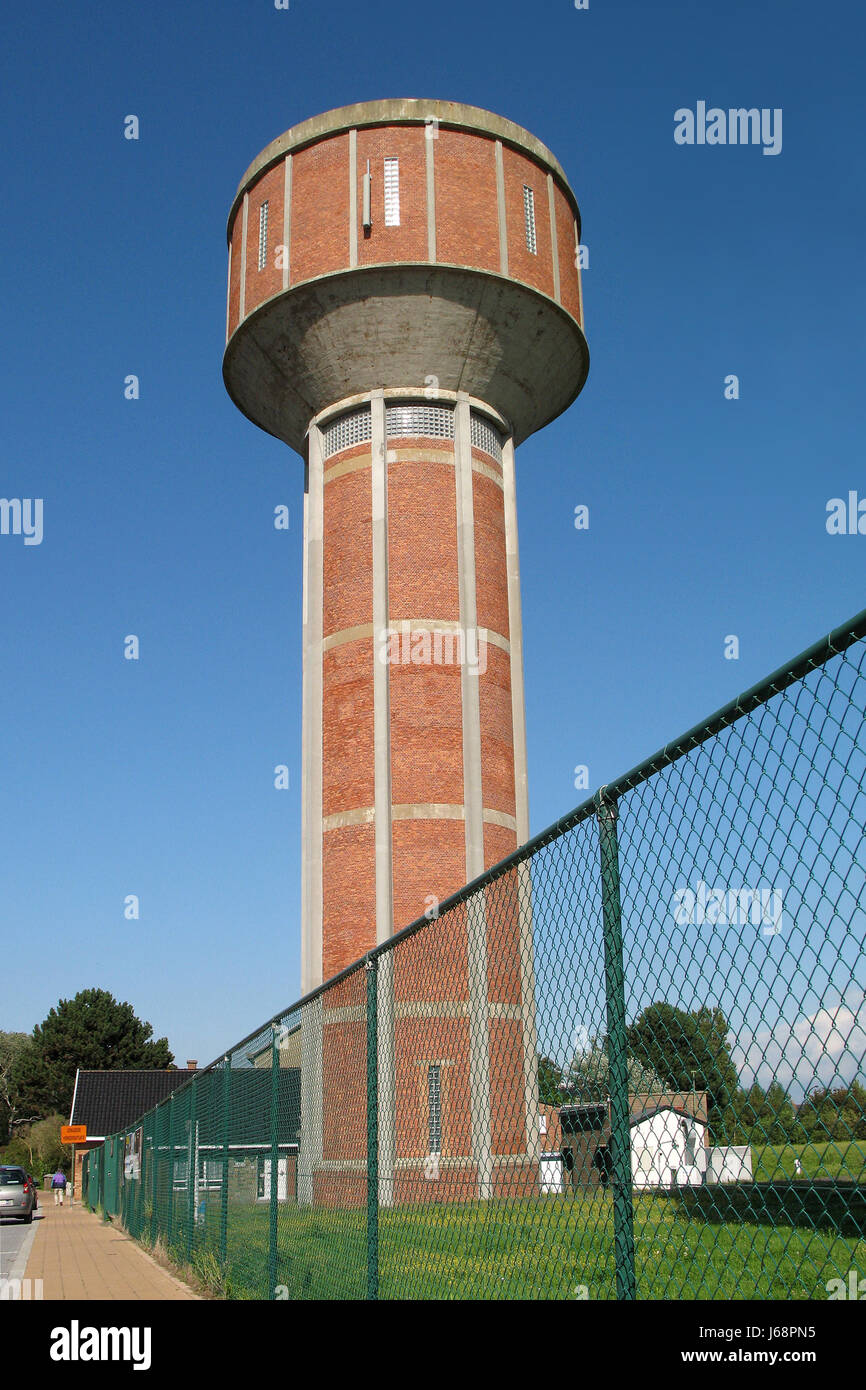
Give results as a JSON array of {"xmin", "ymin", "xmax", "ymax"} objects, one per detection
[
  {"xmin": 523, "ymin": 185, "xmax": 537, "ymax": 255},
  {"xmin": 384, "ymin": 158, "xmax": 400, "ymax": 227},
  {"xmin": 199, "ymin": 1157, "xmax": 224, "ymax": 1192},
  {"xmin": 428, "ymin": 1064, "xmax": 442, "ymax": 1155},
  {"xmin": 258, "ymin": 200, "xmax": 269, "ymax": 271}
]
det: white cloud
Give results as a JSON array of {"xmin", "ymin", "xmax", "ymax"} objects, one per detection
[{"xmin": 732, "ymin": 994, "xmax": 866, "ymax": 1099}]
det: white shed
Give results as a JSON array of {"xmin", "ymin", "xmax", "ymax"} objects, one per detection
[{"xmin": 629, "ymin": 1103, "xmax": 707, "ymax": 1188}]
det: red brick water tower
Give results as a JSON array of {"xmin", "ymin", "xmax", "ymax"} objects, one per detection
[{"xmin": 223, "ymin": 99, "xmax": 588, "ymax": 1203}]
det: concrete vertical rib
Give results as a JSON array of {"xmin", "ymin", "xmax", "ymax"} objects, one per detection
[
  {"xmin": 301, "ymin": 426, "xmax": 325, "ymax": 995},
  {"xmin": 494, "ymin": 141, "xmax": 509, "ymax": 277},
  {"xmin": 455, "ymin": 395, "xmax": 492, "ymax": 1195},
  {"xmin": 425, "ymin": 129, "xmax": 437, "ymax": 263},
  {"xmin": 299, "ymin": 427, "xmax": 325, "ymax": 1207},
  {"xmin": 502, "ymin": 434, "xmax": 541, "ymax": 1166},
  {"xmin": 370, "ymin": 391, "xmax": 393, "ymax": 947},
  {"xmin": 298, "ymin": 993, "xmax": 323, "ymax": 1206},
  {"xmin": 239, "ymin": 192, "xmax": 249, "ymax": 322},
  {"xmin": 282, "ymin": 154, "xmax": 292, "ymax": 291},
  {"xmin": 224, "ymin": 243, "xmax": 232, "ymax": 345},
  {"xmin": 371, "ymin": 390, "xmax": 396, "ymax": 1207},
  {"xmin": 547, "ymin": 172, "xmax": 561, "ymax": 306},
  {"xmin": 502, "ymin": 437, "xmax": 529, "ymax": 845},
  {"xmin": 349, "ymin": 129, "xmax": 358, "ymax": 269}
]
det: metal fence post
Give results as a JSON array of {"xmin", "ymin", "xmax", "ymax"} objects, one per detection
[
  {"xmin": 221, "ymin": 1052, "xmax": 231, "ymax": 1266},
  {"xmin": 102, "ymin": 1139, "xmax": 110, "ymax": 1223},
  {"xmin": 366, "ymin": 956, "xmax": 379, "ymax": 1300},
  {"xmin": 268, "ymin": 1026, "xmax": 280, "ymax": 1299},
  {"xmin": 151, "ymin": 1107, "xmax": 159, "ymax": 1245},
  {"xmin": 597, "ymin": 793, "xmax": 637, "ymax": 1300},
  {"xmin": 185, "ymin": 1078, "xmax": 197, "ymax": 1262},
  {"xmin": 166, "ymin": 1094, "xmax": 175, "ymax": 1249}
]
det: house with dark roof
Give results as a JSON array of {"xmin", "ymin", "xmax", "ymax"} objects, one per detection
[
  {"xmin": 556, "ymin": 1092, "xmax": 710, "ymax": 1190},
  {"xmin": 68, "ymin": 1064, "xmax": 198, "ymax": 1199}
]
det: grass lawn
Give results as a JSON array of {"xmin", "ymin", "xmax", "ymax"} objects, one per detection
[
  {"xmin": 750, "ymin": 1141, "xmax": 866, "ymax": 1182},
  {"xmin": 152, "ymin": 1187, "xmax": 866, "ymax": 1301}
]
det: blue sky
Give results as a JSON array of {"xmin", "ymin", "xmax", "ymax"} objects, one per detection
[{"xmin": 1, "ymin": 0, "xmax": 863, "ymax": 1072}]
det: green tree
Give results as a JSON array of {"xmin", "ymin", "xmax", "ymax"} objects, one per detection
[
  {"xmin": 565, "ymin": 1039, "xmax": 666, "ymax": 1103},
  {"xmin": 537, "ymin": 1055, "xmax": 567, "ymax": 1105},
  {"xmin": 795, "ymin": 1082, "xmax": 866, "ymax": 1143},
  {"xmin": 625, "ymin": 1002, "xmax": 739, "ymax": 1137},
  {"xmin": 729, "ymin": 1082, "xmax": 797, "ymax": 1144},
  {"xmin": 1, "ymin": 1114, "xmax": 71, "ymax": 1184},
  {"xmin": 0, "ymin": 1031, "xmax": 35, "ymax": 1144},
  {"xmin": 14, "ymin": 989, "xmax": 173, "ymax": 1120}
]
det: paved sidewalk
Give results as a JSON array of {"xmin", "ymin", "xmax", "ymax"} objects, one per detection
[{"xmin": 24, "ymin": 1198, "xmax": 200, "ymax": 1300}]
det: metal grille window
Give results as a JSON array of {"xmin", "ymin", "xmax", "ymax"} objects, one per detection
[
  {"xmin": 383, "ymin": 158, "xmax": 400, "ymax": 227},
  {"xmin": 385, "ymin": 403, "xmax": 455, "ymax": 441},
  {"xmin": 258, "ymin": 201, "xmax": 269, "ymax": 271},
  {"xmin": 322, "ymin": 407, "xmax": 372, "ymax": 459},
  {"xmin": 428, "ymin": 1065, "xmax": 441, "ymax": 1155},
  {"xmin": 470, "ymin": 413, "xmax": 504, "ymax": 462},
  {"xmin": 523, "ymin": 184, "xmax": 537, "ymax": 255}
]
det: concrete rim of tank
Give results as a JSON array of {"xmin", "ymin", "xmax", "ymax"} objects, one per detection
[
  {"xmin": 227, "ymin": 98, "xmax": 581, "ymax": 239},
  {"xmin": 222, "ymin": 262, "xmax": 589, "ymax": 455}
]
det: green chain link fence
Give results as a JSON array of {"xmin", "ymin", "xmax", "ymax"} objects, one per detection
[{"xmin": 83, "ymin": 607, "xmax": 866, "ymax": 1298}]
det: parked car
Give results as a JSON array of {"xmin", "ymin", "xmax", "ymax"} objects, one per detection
[{"xmin": 0, "ymin": 1166, "xmax": 37, "ymax": 1223}]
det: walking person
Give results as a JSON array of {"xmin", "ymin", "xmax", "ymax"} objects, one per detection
[{"xmin": 51, "ymin": 1169, "xmax": 67, "ymax": 1206}]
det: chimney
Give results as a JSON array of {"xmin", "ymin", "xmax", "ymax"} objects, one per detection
[{"xmin": 186, "ymin": 1060, "xmax": 198, "ymax": 1071}]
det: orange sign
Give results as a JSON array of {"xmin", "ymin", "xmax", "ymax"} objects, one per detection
[{"xmin": 61, "ymin": 1125, "xmax": 86, "ymax": 1144}]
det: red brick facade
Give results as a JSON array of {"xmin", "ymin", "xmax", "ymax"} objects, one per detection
[
  {"xmin": 226, "ymin": 117, "xmax": 584, "ymax": 343},
  {"xmin": 224, "ymin": 104, "xmax": 588, "ymax": 1206}
]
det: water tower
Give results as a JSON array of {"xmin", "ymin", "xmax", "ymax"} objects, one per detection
[{"xmin": 224, "ymin": 99, "xmax": 588, "ymax": 1203}]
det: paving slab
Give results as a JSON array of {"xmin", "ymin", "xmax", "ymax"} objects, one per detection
[{"xmin": 24, "ymin": 1198, "xmax": 201, "ymax": 1300}]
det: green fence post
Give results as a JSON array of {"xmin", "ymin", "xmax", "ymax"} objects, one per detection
[
  {"xmin": 185, "ymin": 1077, "xmax": 197, "ymax": 1263},
  {"xmin": 151, "ymin": 1108, "xmax": 159, "ymax": 1245},
  {"xmin": 102, "ymin": 1139, "xmax": 110, "ymax": 1223},
  {"xmin": 597, "ymin": 794, "xmax": 637, "ymax": 1301},
  {"xmin": 268, "ymin": 1026, "xmax": 280, "ymax": 1299},
  {"xmin": 220, "ymin": 1053, "xmax": 231, "ymax": 1267},
  {"xmin": 166, "ymin": 1094, "xmax": 175, "ymax": 1250},
  {"xmin": 366, "ymin": 956, "xmax": 379, "ymax": 1301},
  {"xmin": 136, "ymin": 1120, "xmax": 146, "ymax": 1239}
]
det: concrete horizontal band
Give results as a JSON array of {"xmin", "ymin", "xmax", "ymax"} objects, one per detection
[
  {"xmin": 396, "ymin": 1000, "xmax": 524, "ymax": 1020},
  {"xmin": 322, "ymin": 1001, "xmax": 524, "ymax": 1023},
  {"xmin": 323, "ymin": 452, "xmax": 372, "ymax": 484},
  {"xmin": 386, "ymin": 447, "xmax": 504, "ymax": 487},
  {"xmin": 322, "ymin": 804, "xmax": 518, "ymax": 832},
  {"xmin": 391, "ymin": 1154, "xmax": 533, "ymax": 1169},
  {"xmin": 323, "ymin": 447, "xmax": 503, "ymax": 489},
  {"xmin": 228, "ymin": 98, "xmax": 579, "ymax": 232},
  {"xmin": 322, "ymin": 620, "xmax": 510, "ymax": 655}
]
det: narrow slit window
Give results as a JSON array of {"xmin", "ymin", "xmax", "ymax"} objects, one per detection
[
  {"xmin": 428, "ymin": 1064, "xmax": 442, "ymax": 1154},
  {"xmin": 523, "ymin": 185, "xmax": 537, "ymax": 254},
  {"xmin": 383, "ymin": 158, "xmax": 400, "ymax": 227},
  {"xmin": 258, "ymin": 200, "xmax": 269, "ymax": 271}
]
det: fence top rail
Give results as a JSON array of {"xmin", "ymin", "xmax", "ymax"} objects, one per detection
[{"xmin": 105, "ymin": 603, "xmax": 866, "ymax": 1129}]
